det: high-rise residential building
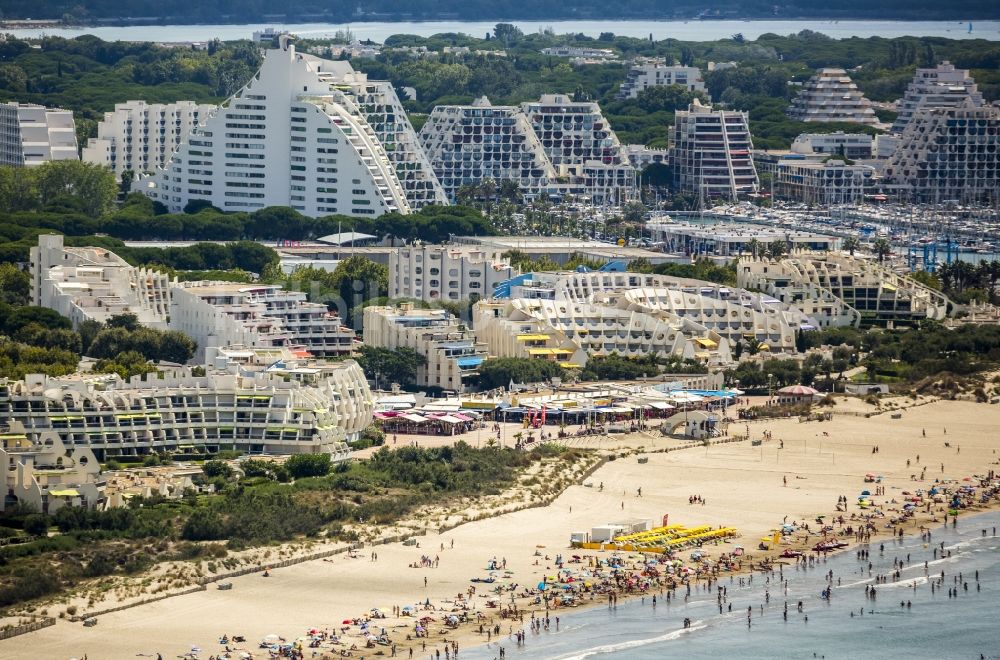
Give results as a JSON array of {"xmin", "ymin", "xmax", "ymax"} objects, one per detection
[
  {"xmin": 882, "ymin": 100, "xmax": 1000, "ymax": 204},
  {"xmin": 0, "ymin": 366, "xmax": 374, "ymax": 459},
  {"xmin": 787, "ymin": 68, "xmax": 880, "ymax": 126},
  {"xmin": 618, "ymin": 61, "xmax": 705, "ymax": 99},
  {"xmin": 363, "ymin": 303, "xmax": 487, "ymax": 392},
  {"xmin": 892, "ymin": 61, "xmax": 984, "ymax": 134},
  {"xmin": 521, "ymin": 93, "xmax": 636, "ymax": 203},
  {"xmin": 82, "ymin": 101, "xmax": 215, "ymax": 176},
  {"xmin": 671, "ymin": 100, "xmax": 759, "ymax": 200},
  {"xmin": 420, "ymin": 95, "xmax": 636, "ymax": 205},
  {"xmin": 419, "ymin": 97, "xmax": 558, "ymax": 201},
  {"xmin": 140, "ymin": 36, "xmax": 412, "ymax": 218},
  {"xmin": 389, "ymin": 244, "xmax": 516, "ymax": 303},
  {"xmin": 0, "ymin": 102, "xmax": 78, "ymax": 167}
]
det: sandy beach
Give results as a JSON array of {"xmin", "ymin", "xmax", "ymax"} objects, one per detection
[{"xmin": 4, "ymin": 395, "xmax": 1000, "ymax": 659}]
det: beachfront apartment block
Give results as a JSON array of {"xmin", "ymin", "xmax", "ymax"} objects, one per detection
[
  {"xmin": 388, "ymin": 244, "xmax": 517, "ymax": 303},
  {"xmin": 881, "ymin": 100, "xmax": 1000, "ymax": 204},
  {"xmin": 891, "ymin": 61, "xmax": 985, "ymax": 134},
  {"xmin": 1, "ymin": 424, "xmax": 102, "ymax": 513},
  {"xmin": 0, "ymin": 102, "xmax": 78, "ymax": 167},
  {"xmin": 30, "ymin": 234, "xmax": 172, "ymax": 329},
  {"xmin": 670, "ymin": 100, "xmax": 759, "ymax": 200},
  {"xmin": 141, "ymin": 36, "xmax": 412, "ymax": 218},
  {"xmin": 483, "ymin": 269, "xmax": 812, "ymax": 355},
  {"xmin": 31, "ymin": 235, "xmax": 358, "ymax": 360},
  {"xmin": 82, "ymin": 101, "xmax": 215, "ymax": 176},
  {"xmin": 419, "ymin": 97, "xmax": 558, "ymax": 201},
  {"xmin": 738, "ymin": 253, "xmax": 951, "ymax": 328},
  {"xmin": 786, "ymin": 68, "xmax": 880, "ymax": 126},
  {"xmin": 0, "ymin": 366, "xmax": 373, "ymax": 460},
  {"xmin": 170, "ymin": 282, "xmax": 359, "ymax": 361},
  {"xmin": 790, "ymin": 132, "xmax": 874, "ymax": 159},
  {"xmin": 617, "ymin": 62, "xmax": 706, "ymax": 99},
  {"xmin": 474, "ymin": 289, "xmax": 734, "ymax": 367},
  {"xmin": 362, "ymin": 304, "xmax": 487, "ymax": 392}
]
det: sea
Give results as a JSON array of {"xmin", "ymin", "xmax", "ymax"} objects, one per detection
[
  {"xmin": 5, "ymin": 19, "xmax": 1000, "ymax": 42},
  {"xmin": 463, "ymin": 510, "xmax": 1000, "ymax": 660}
]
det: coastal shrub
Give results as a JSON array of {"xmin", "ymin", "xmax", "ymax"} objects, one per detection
[
  {"xmin": 22, "ymin": 514, "xmax": 50, "ymax": 537},
  {"xmin": 0, "ymin": 569, "xmax": 61, "ymax": 608},
  {"xmin": 285, "ymin": 454, "xmax": 332, "ymax": 479}
]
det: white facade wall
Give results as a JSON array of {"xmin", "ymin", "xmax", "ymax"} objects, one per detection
[
  {"xmin": 618, "ymin": 63, "xmax": 705, "ymax": 99},
  {"xmin": 141, "ymin": 39, "xmax": 411, "ymax": 218},
  {"xmin": 82, "ymin": 100, "xmax": 215, "ymax": 175},
  {"xmin": 790, "ymin": 132, "xmax": 873, "ymax": 159},
  {"xmin": 0, "ymin": 102, "xmax": 78, "ymax": 167},
  {"xmin": 389, "ymin": 245, "xmax": 516, "ymax": 303},
  {"xmin": 1, "ymin": 427, "xmax": 102, "ymax": 513}
]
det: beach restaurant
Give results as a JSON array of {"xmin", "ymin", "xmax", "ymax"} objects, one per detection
[{"xmin": 373, "ymin": 410, "xmax": 482, "ymax": 436}]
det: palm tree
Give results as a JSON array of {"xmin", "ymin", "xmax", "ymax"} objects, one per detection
[
  {"xmin": 744, "ymin": 337, "xmax": 766, "ymax": 356},
  {"xmin": 747, "ymin": 238, "xmax": 762, "ymax": 259},
  {"xmin": 872, "ymin": 238, "xmax": 892, "ymax": 263},
  {"xmin": 842, "ymin": 236, "xmax": 861, "ymax": 256}
]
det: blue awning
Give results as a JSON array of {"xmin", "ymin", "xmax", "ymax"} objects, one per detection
[{"xmin": 456, "ymin": 356, "xmax": 485, "ymax": 368}]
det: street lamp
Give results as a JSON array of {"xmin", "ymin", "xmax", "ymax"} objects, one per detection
[{"xmin": 767, "ymin": 373, "xmax": 774, "ymax": 405}]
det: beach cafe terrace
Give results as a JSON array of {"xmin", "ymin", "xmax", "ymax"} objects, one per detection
[{"xmin": 373, "ymin": 410, "xmax": 482, "ymax": 436}]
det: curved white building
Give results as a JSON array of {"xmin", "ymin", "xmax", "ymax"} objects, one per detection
[
  {"xmin": 0, "ymin": 366, "xmax": 374, "ymax": 460},
  {"xmin": 142, "ymin": 36, "xmax": 411, "ymax": 218},
  {"xmin": 475, "ymin": 296, "xmax": 729, "ymax": 366}
]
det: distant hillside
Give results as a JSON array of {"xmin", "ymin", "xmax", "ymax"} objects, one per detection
[{"xmin": 2, "ymin": 0, "xmax": 998, "ymax": 24}]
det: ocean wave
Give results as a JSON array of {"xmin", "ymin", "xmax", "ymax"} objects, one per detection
[{"xmin": 546, "ymin": 622, "xmax": 707, "ymax": 660}]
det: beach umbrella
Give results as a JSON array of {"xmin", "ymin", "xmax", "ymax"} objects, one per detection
[{"xmin": 537, "ymin": 582, "xmax": 547, "ymax": 590}]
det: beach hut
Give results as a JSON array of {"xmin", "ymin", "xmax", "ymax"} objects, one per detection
[{"xmin": 776, "ymin": 385, "xmax": 821, "ymax": 405}]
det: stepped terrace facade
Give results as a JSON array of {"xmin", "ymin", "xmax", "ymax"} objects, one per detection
[
  {"xmin": 738, "ymin": 253, "xmax": 951, "ymax": 328},
  {"xmin": 0, "ymin": 367, "xmax": 374, "ymax": 461}
]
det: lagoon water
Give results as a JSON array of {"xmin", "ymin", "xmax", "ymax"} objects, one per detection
[
  {"xmin": 463, "ymin": 511, "xmax": 1000, "ymax": 660},
  {"xmin": 5, "ymin": 20, "xmax": 1000, "ymax": 42}
]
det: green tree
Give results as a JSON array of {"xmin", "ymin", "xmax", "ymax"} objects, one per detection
[
  {"xmin": 476, "ymin": 358, "xmax": 564, "ymax": 389},
  {"xmin": 0, "ymin": 263, "xmax": 30, "ymax": 305},
  {"xmin": 329, "ymin": 256, "xmax": 389, "ymax": 327},
  {"xmin": 357, "ymin": 345, "xmax": 426, "ymax": 386},
  {"xmin": 873, "ymin": 238, "xmax": 892, "ymax": 263},
  {"xmin": 284, "ymin": 453, "xmax": 332, "ymax": 479},
  {"xmin": 32, "ymin": 161, "xmax": 118, "ymax": 218},
  {"xmin": 842, "ymin": 236, "xmax": 861, "ymax": 256},
  {"xmin": 202, "ymin": 460, "xmax": 233, "ymax": 479}
]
